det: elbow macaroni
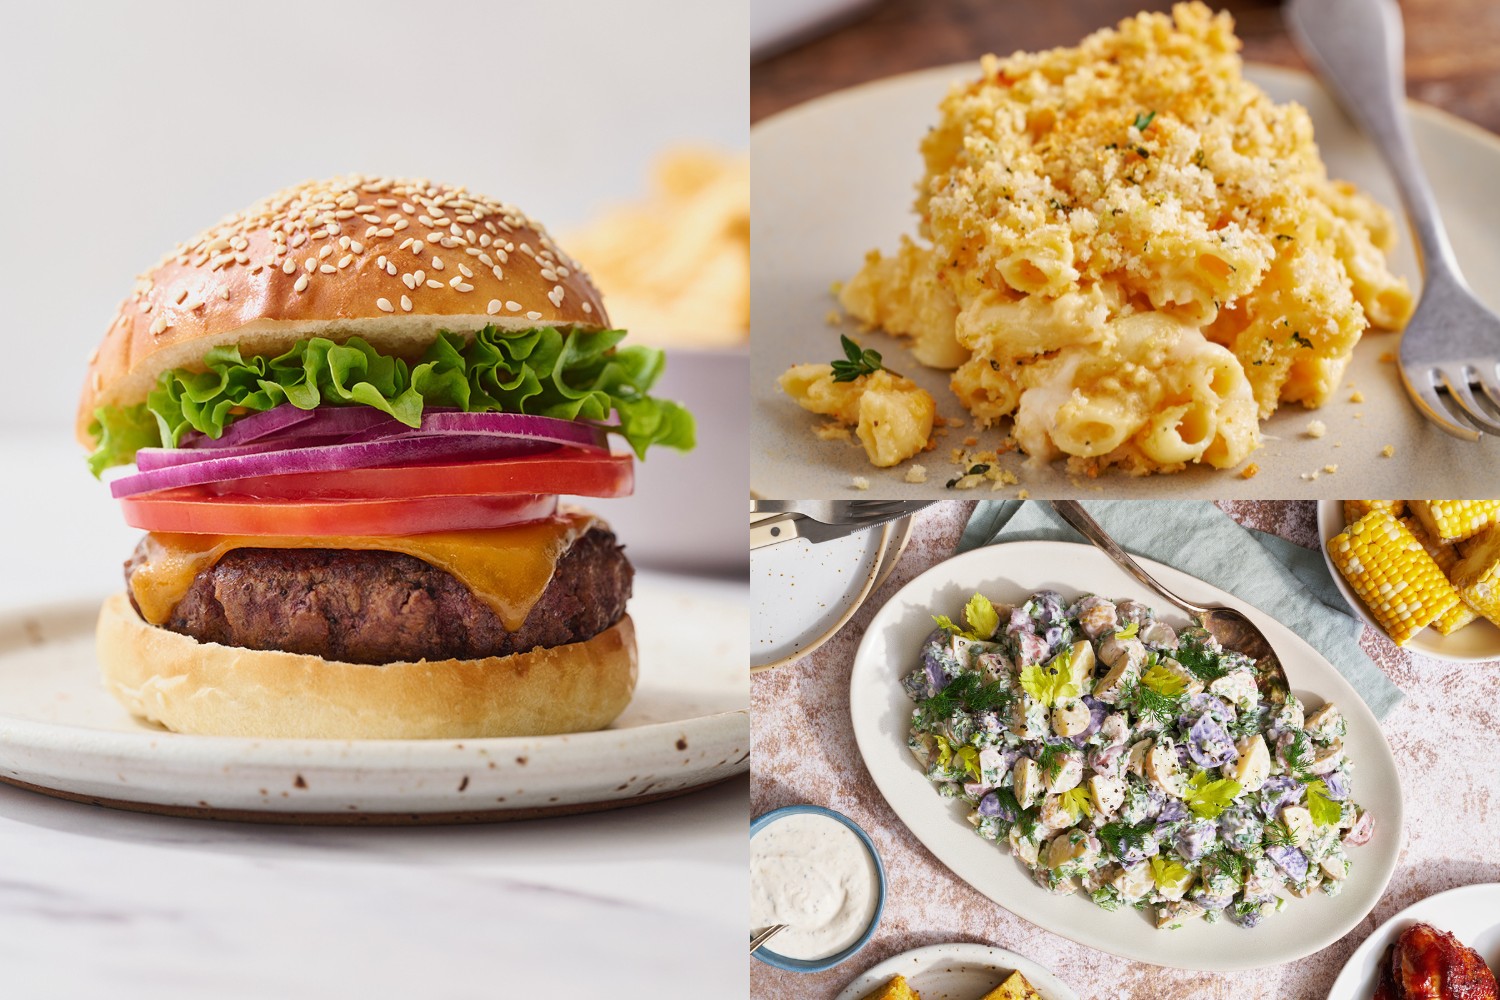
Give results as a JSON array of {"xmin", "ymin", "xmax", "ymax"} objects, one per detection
[
  {"xmin": 840, "ymin": 2, "xmax": 1414, "ymax": 475},
  {"xmin": 778, "ymin": 364, "xmax": 936, "ymax": 467}
]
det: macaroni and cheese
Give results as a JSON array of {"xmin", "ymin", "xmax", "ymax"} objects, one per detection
[{"xmin": 839, "ymin": 3, "xmax": 1413, "ymax": 475}]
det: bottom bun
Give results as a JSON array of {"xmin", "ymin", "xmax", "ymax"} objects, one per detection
[{"xmin": 96, "ymin": 592, "xmax": 637, "ymax": 739}]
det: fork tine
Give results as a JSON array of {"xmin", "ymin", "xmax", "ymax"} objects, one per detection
[
  {"xmin": 1475, "ymin": 364, "xmax": 1500, "ymax": 416},
  {"xmin": 1403, "ymin": 367, "xmax": 1483, "ymax": 442},
  {"xmin": 1438, "ymin": 367, "xmax": 1500, "ymax": 435}
]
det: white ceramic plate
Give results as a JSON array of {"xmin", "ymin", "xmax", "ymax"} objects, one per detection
[
  {"xmin": 1316, "ymin": 499, "xmax": 1500, "ymax": 663},
  {"xmin": 848, "ymin": 541, "xmax": 1403, "ymax": 971},
  {"xmin": 751, "ymin": 521, "xmax": 891, "ymax": 671},
  {"xmin": 836, "ymin": 942, "xmax": 1078, "ymax": 1000},
  {"xmin": 750, "ymin": 63, "xmax": 1500, "ymax": 498},
  {"xmin": 0, "ymin": 574, "xmax": 748, "ymax": 823},
  {"xmin": 1327, "ymin": 882, "xmax": 1500, "ymax": 999}
]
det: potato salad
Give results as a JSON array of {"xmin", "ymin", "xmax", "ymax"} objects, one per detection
[{"xmin": 903, "ymin": 590, "xmax": 1373, "ymax": 929}]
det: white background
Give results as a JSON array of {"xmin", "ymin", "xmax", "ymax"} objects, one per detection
[{"xmin": 0, "ymin": 0, "xmax": 747, "ymax": 438}]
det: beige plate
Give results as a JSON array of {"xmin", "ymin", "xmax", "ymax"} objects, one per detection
[
  {"xmin": 751, "ymin": 521, "xmax": 891, "ymax": 672},
  {"xmin": 0, "ymin": 574, "xmax": 749, "ymax": 824},
  {"xmin": 836, "ymin": 942, "xmax": 1078, "ymax": 1000},
  {"xmin": 872, "ymin": 514, "xmax": 916, "ymax": 593},
  {"xmin": 1316, "ymin": 499, "xmax": 1500, "ymax": 663},
  {"xmin": 749, "ymin": 63, "xmax": 1500, "ymax": 497}
]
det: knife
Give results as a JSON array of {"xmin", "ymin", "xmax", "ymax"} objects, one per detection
[{"xmin": 750, "ymin": 510, "xmax": 909, "ymax": 549}]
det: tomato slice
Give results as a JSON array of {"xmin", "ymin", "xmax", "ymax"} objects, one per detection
[
  {"xmin": 197, "ymin": 448, "xmax": 634, "ymax": 501},
  {"xmin": 120, "ymin": 491, "xmax": 560, "ymax": 536}
]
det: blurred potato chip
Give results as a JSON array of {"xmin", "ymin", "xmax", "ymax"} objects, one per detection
[{"xmin": 568, "ymin": 147, "xmax": 748, "ymax": 347}]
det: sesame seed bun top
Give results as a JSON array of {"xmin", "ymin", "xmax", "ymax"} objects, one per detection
[{"xmin": 78, "ymin": 174, "xmax": 610, "ymax": 447}]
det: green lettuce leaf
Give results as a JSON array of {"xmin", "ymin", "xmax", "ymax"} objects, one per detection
[{"xmin": 86, "ymin": 326, "xmax": 694, "ymax": 474}]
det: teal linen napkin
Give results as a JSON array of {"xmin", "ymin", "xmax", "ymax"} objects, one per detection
[{"xmin": 960, "ymin": 500, "xmax": 1402, "ymax": 719}]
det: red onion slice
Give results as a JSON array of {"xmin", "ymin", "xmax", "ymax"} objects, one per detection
[
  {"xmin": 111, "ymin": 435, "xmax": 559, "ymax": 499},
  {"xmin": 179, "ymin": 405, "xmax": 319, "ymax": 449}
]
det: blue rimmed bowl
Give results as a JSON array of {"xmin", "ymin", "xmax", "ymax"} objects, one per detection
[{"xmin": 750, "ymin": 804, "xmax": 887, "ymax": 973}]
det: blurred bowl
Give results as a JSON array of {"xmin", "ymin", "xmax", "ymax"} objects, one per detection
[{"xmin": 592, "ymin": 345, "xmax": 747, "ymax": 576}]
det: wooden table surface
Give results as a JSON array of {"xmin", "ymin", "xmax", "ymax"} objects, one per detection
[
  {"xmin": 751, "ymin": 0, "xmax": 1500, "ymax": 132},
  {"xmin": 750, "ymin": 500, "xmax": 1500, "ymax": 1000}
]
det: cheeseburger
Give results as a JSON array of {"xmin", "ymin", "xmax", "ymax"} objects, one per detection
[{"xmin": 80, "ymin": 175, "xmax": 693, "ymax": 739}]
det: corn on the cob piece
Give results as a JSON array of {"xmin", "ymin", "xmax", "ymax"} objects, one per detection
[
  {"xmin": 1328, "ymin": 510, "xmax": 1462, "ymax": 645},
  {"xmin": 1343, "ymin": 501, "xmax": 1406, "ymax": 526},
  {"xmin": 1451, "ymin": 525, "xmax": 1500, "ymax": 627},
  {"xmin": 1401, "ymin": 516, "xmax": 1478, "ymax": 634},
  {"xmin": 1409, "ymin": 500, "xmax": 1500, "ymax": 543}
]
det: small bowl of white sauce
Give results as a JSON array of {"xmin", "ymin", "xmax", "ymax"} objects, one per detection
[{"xmin": 750, "ymin": 804, "xmax": 886, "ymax": 973}]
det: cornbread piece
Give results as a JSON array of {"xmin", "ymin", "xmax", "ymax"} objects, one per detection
[
  {"xmin": 1409, "ymin": 500, "xmax": 1500, "ymax": 543},
  {"xmin": 1328, "ymin": 510, "xmax": 1462, "ymax": 645},
  {"xmin": 981, "ymin": 971, "xmax": 1043, "ymax": 1000},
  {"xmin": 1343, "ymin": 501, "xmax": 1406, "ymax": 525},
  {"xmin": 1400, "ymin": 517, "xmax": 1479, "ymax": 634},
  {"xmin": 780, "ymin": 365, "xmax": 936, "ymax": 467},
  {"xmin": 865, "ymin": 974, "xmax": 921, "ymax": 1000},
  {"xmin": 841, "ymin": 2, "xmax": 1413, "ymax": 476},
  {"xmin": 1452, "ymin": 526, "xmax": 1500, "ymax": 627}
]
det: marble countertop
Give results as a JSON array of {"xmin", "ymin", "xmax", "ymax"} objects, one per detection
[
  {"xmin": 750, "ymin": 500, "xmax": 1500, "ymax": 999},
  {"xmin": 0, "ymin": 433, "xmax": 748, "ymax": 999}
]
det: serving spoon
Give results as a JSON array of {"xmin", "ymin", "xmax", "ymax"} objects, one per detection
[
  {"xmin": 1049, "ymin": 501, "xmax": 1291, "ymax": 701},
  {"xmin": 749, "ymin": 924, "xmax": 788, "ymax": 954}
]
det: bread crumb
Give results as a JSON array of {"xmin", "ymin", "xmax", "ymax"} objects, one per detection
[
  {"xmin": 1017, "ymin": 489, "xmax": 1030, "ymax": 500},
  {"xmin": 1301, "ymin": 470, "xmax": 1321, "ymax": 481},
  {"xmin": 1333, "ymin": 441, "xmax": 1342, "ymax": 447},
  {"xmin": 1305, "ymin": 420, "xmax": 1326, "ymax": 439},
  {"xmin": 1353, "ymin": 412, "xmax": 1363, "ymax": 419},
  {"xmin": 1323, "ymin": 463, "xmax": 1338, "ymax": 474},
  {"xmin": 946, "ymin": 417, "xmax": 966, "ymax": 429},
  {"xmin": 1238, "ymin": 463, "xmax": 1260, "ymax": 479},
  {"xmin": 851, "ymin": 476, "xmax": 870, "ymax": 490},
  {"xmin": 1381, "ymin": 444, "xmax": 1395, "ymax": 457},
  {"xmin": 963, "ymin": 436, "xmax": 979, "ymax": 447},
  {"xmin": 829, "ymin": 280, "xmax": 844, "ymax": 296},
  {"xmin": 904, "ymin": 464, "xmax": 928, "ymax": 484},
  {"xmin": 1349, "ymin": 390, "xmax": 1365, "ymax": 403},
  {"xmin": 825, "ymin": 309, "xmax": 843, "ymax": 326},
  {"xmin": 814, "ymin": 421, "xmax": 852, "ymax": 442}
]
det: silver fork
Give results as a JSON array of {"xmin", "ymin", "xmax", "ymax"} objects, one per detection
[
  {"xmin": 750, "ymin": 499, "xmax": 926, "ymax": 524},
  {"xmin": 1051, "ymin": 501, "xmax": 1291, "ymax": 702},
  {"xmin": 1288, "ymin": 0, "xmax": 1500, "ymax": 440}
]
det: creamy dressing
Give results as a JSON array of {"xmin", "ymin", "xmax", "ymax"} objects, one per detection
[{"xmin": 749, "ymin": 812, "xmax": 879, "ymax": 960}]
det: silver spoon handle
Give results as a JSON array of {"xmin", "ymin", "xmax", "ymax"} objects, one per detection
[
  {"xmin": 1285, "ymin": 0, "xmax": 1460, "ymax": 282},
  {"xmin": 749, "ymin": 924, "xmax": 788, "ymax": 954},
  {"xmin": 1049, "ymin": 502, "xmax": 1206, "ymax": 619}
]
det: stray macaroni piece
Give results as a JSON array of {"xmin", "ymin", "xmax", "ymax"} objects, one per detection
[
  {"xmin": 1239, "ymin": 462, "xmax": 1259, "ymax": 479},
  {"xmin": 1306, "ymin": 420, "xmax": 1327, "ymax": 439},
  {"xmin": 1381, "ymin": 444, "xmax": 1395, "ymax": 457},
  {"xmin": 566, "ymin": 148, "xmax": 748, "ymax": 347},
  {"xmin": 904, "ymin": 464, "xmax": 929, "ymax": 484},
  {"xmin": 840, "ymin": 3, "xmax": 1413, "ymax": 476},
  {"xmin": 1350, "ymin": 390, "xmax": 1365, "ymax": 403},
  {"xmin": 779, "ymin": 365, "xmax": 936, "ymax": 466},
  {"xmin": 1323, "ymin": 464, "xmax": 1338, "ymax": 474}
]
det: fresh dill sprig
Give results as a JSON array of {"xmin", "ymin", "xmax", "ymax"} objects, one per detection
[
  {"xmin": 1036, "ymin": 742, "xmax": 1069, "ymax": 779},
  {"xmin": 1283, "ymin": 729, "xmax": 1314, "ymax": 782},
  {"xmin": 1134, "ymin": 685, "xmax": 1184, "ymax": 728},
  {"xmin": 915, "ymin": 672, "xmax": 1013, "ymax": 727},
  {"xmin": 1174, "ymin": 629, "xmax": 1230, "ymax": 682},
  {"xmin": 1097, "ymin": 820, "xmax": 1152, "ymax": 860},
  {"xmin": 1133, "ymin": 109, "xmax": 1158, "ymax": 131}
]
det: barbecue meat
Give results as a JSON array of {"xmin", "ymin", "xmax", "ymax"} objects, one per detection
[{"xmin": 1380, "ymin": 923, "xmax": 1498, "ymax": 1000}]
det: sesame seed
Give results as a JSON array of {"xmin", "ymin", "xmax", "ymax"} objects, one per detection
[
  {"xmin": 540, "ymin": 268, "xmax": 557, "ymax": 282},
  {"xmin": 220, "ymin": 288, "xmax": 231, "ymax": 300},
  {"xmin": 385, "ymin": 261, "xmax": 397, "ymax": 276},
  {"xmin": 376, "ymin": 227, "xmax": 394, "ymax": 238},
  {"xmin": 290, "ymin": 232, "xmax": 307, "ymax": 248},
  {"xmin": 175, "ymin": 289, "xmax": 189, "ymax": 304},
  {"xmin": 458, "ymin": 264, "xmax": 473, "ymax": 278},
  {"xmin": 412, "ymin": 241, "xmax": 425, "ymax": 254},
  {"xmin": 377, "ymin": 255, "xmax": 387, "ymax": 269},
  {"xmin": 320, "ymin": 264, "xmax": 336, "ymax": 274},
  {"xmin": 149, "ymin": 316, "xmax": 170, "ymax": 335},
  {"xmin": 393, "ymin": 219, "xmax": 409, "ymax": 231},
  {"xmin": 582, "ymin": 302, "xmax": 593, "ymax": 314},
  {"xmin": 426, "ymin": 280, "xmax": 443, "ymax": 289},
  {"xmin": 431, "ymin": 256, "xmax": 444, "ymax": 270},
  {"xmin": 294, "ymin": 274, "xmax": 309, "ymax": 293},
  {"xmin": 350, "ymin": 240, "xmax": 364, "ymax": 254},
  {"xmin": 304, "ymin": 258, "xmax": 317, "ymax": 272},
  {"xmin": 402, "ymin": 273, "xmax": 416, "ymax": 290},
  {"xmin": 414, "ymin": 270, "xmax": 425, "ymax": 284},
  {"xmin": 282, "ymin": 259, "xmax": 297, "ymax": 275},
  {"xmin": 318, "ymin": 245, "xmax": 333, "ymax": 259},
  {"xmin": 506, "ymin": 300, "xmax": 522, "ymax": 312},
  {"xmin": 455, "ymin": 281, "xmax": 474, "ymax": 292},
  {"xmin": 525, "ymin": 310, "xmax": 542, "ymax": 320},
  {"xmin": 376, "ymin": 297, "xmax": 394, "ymax": 313},
  {"xmin": 400, "ymin": 295, "xmax": 412, "ymax": 312},
  {"xmin": 487, "ymin": 299, "xmax": 502, "ymax": 315},
  {"xmin": 399, "ymin": 237, "xmax": 414, "ymax": 251},
  {"xmin": 338, "ymin": 254, "xmax": 353, "ymax": 268}
]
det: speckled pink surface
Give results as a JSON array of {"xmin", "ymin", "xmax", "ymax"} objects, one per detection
[{"xmin": 750, "ymin": 500, "xmax": 1500, "ymax": 1000}]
